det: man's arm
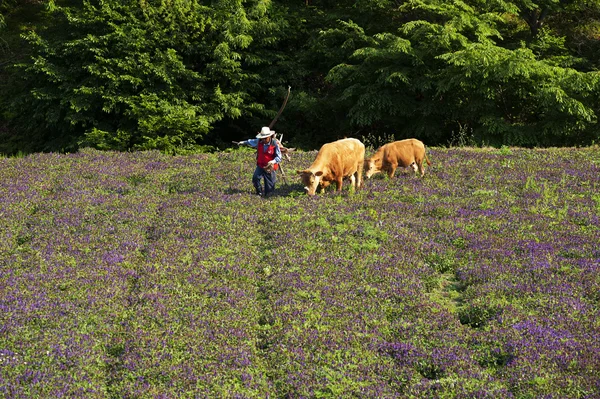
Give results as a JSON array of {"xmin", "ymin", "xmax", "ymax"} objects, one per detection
[
  {"xmin": 272, "ymin": 140, "xmax": 283, "ymax": 164},
  {"xmin": 238, "ymin": 138, "xmax": 259, "ymax": 148}
]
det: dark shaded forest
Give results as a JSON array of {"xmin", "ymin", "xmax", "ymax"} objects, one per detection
[{"xmin": 1, "ymin": 0, "xmax": 599, "ymax": 154}]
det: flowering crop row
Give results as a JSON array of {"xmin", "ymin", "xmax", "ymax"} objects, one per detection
[{"xmin": 1, "ymin": 146, "xmax": 598, "ymax": 398}]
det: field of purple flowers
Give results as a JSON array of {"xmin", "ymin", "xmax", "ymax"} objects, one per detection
[{"xmin": 1, "ymin": 145, "xmax": 599, "ymax": 398}]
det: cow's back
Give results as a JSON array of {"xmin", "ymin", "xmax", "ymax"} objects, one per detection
[
  {"xmin": 331, "ymin": 138, "xmax": 364, "ymax": 175},
  {"xmin": 384, "ymin": 139, "xmax": 424, "ymax": 165},
  {"xmin": 313, "ymin": 138, "xmax": 365, "ymax": 174}
]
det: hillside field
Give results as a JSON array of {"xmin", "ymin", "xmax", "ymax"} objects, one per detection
[{"xmin": 1, "ymin": 146, "xmax": 599, "ymax": 398}]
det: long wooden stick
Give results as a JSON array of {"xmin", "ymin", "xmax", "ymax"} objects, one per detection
[
  {"xmin": 268, "ymin": 86, "xmax": 291, "ymax": 129},
  {"xmin": 279, "ymin": 164, "xmax": 288, "ymax": 185}
]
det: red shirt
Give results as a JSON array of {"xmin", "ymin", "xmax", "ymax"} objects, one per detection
[{"xmin": 257, "ymin": 141, "xmax": 279, "ymax": 170}]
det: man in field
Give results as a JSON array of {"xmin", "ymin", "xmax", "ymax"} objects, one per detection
[{"xmin": 237, "ymin": 127, "xmax": 283, "ymax": 197}]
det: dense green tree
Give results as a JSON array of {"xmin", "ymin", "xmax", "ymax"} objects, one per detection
[
  {"xmin": 218, "ymin": 0, "xmax": 361, "ymax": 149},
  {"xmin": 539, "ymin": 0, "xmax": 600, "ymax": 70},
  {"xmin": 0, "ymin": 0, "xmax": 54, "ymax": 154},
  {"xmin": 322, "ymin": 0, "xmax": 600, "ymax": 146},
  {"xmin": 1, "ymin": 0, "xmax": 599, "ymax": 153},
  {"xmin": 0, "ymin": 0, "xmax": 16, "ymax": 28},
  {"xmin": 5, "ymin": 0, "xmax": 282, "ymax": 153},
  {"xmin": 246, "ymin": 0, "xmax": 407, "ymax": 148}
]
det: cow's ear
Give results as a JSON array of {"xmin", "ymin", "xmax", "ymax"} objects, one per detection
[
  {"xmin": 296, "ymin": 170, "xmax": 305, "ymax": 175},
  {"xmin": 315, "ymin": 171, "xmax": 323, "ymax": 177}
]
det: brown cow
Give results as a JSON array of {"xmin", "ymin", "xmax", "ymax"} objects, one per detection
[
  {"xmin": 364, "ymin": 138, "xmax": 431, "ymax": 179},
  {"xmin": 296, "ymin": 138, "xmax": 365, "ymax": 195}
]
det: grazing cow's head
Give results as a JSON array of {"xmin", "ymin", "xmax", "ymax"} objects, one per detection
[
  {"xmin": 296, "ymin": 170, "xmax": 323, "ymax": 196},
  {"xmin": 364, "ymin": 158, "xmax": 381, "ymax": 179}
]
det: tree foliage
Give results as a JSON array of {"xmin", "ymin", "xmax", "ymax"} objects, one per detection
[
  {"xmin": 4, "ymin": 0, "xmax": 281, "ymax": 153},
  {"xmin": 0, "ymin": 0, "xmax": 599, "ymax": 153},
  {"xmin": 321, "ymin": 0, "xmax": 599, "ymax": 146}
]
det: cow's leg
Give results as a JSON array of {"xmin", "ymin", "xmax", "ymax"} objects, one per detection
[
  {"xmin": 417, "ymin": 159, "xmax": 425, "ymax": 177},
  {"xmin": 408, "ymin": 162, "xmax": 419, "ymax": 176},
  {"xmin": 349, "ymin": 174, "xmax": 356, "ymax": 190},
  {"xmin": 388, "ymin": 163, "xmax": 398, "ymax": 178},
  {"xmin": 335, "ymin": 177, "xmax": 343, "ymax": 191}
]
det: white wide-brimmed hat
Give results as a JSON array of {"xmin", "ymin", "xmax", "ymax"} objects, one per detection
[{"xmin": 256, "ymin": 126, "xmax": 276, "ymax": 139}]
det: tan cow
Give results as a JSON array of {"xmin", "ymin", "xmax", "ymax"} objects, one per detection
[
  {"xmin": 364, "ymin": 138, "xmax": 431, "ymax": 179},
  {"xmin": 296, "ymin": 138, "xmax": 365, "ymax": 195}
]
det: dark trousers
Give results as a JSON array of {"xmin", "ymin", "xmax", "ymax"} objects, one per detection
[{"xmin": 252, "ymin": 166, "xmax": 276, "ymax": 196}]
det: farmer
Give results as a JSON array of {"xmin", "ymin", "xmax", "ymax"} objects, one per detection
[{"xmin": 238, "ymin": 127, "xmax": 282, "ymax": 197}]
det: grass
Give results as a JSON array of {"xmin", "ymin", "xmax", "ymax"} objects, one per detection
[{"xmin": 0, "ymin": 145, "xmax": 599, "ymax": 398}]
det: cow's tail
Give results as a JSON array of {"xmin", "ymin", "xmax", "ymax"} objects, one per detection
[{"xmin": 424, "ymin": 148, "xmax": 432, "ymax": 166}]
